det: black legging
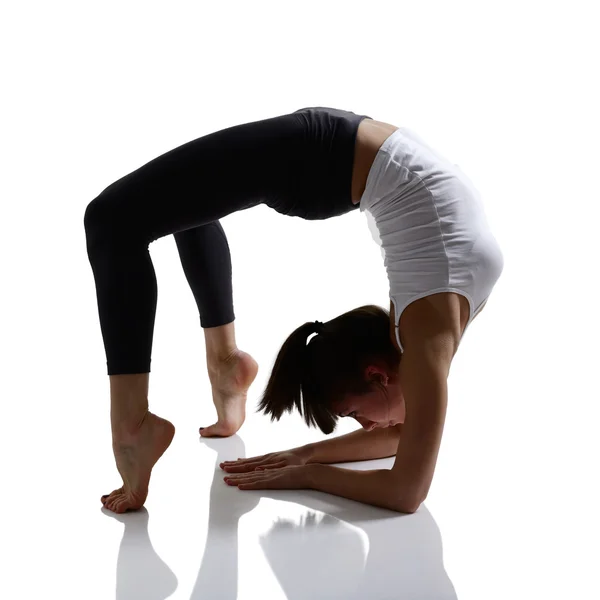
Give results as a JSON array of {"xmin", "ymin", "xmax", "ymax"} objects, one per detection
[{"xmin": 84, "ymin": 107, "xmax": 370, "ymax": 375}]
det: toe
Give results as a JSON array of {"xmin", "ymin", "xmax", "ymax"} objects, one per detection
[
  {"xmin": 106, "ymin": 494, "xmax": 121, "ymax": 513},
  {"xmin": 103, "ymin": 488, "xmax": 144, "ymax": 513},
  {"xmin": 199, "ymin": 424, "xmax": 221, "ymax": 437},
  {"xmin": 102, "ymin": 487, "xmax": 123, "ymax": 507},
  {"xmin": 200, "ymin": 422, "xmax": 238, "ymax": 438},
  {"xmin": 114, "ymin": 494, "xmax": 139, "ymax": 513}
]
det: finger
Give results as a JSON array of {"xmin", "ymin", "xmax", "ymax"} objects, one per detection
[
  {"xmin": 238, "ymin": 474, "xmax": 281, "ymax": 490},
  {"xmin": 231, "ymin": 476, "xmax": 276, "ymax": 490},
  {"xmin": 224, "ymin": 471, "xmax": 269, "ymax": 485},
  {"xmin": 225, "ymin": 471, "xmax": 267, "ymax": 481},
  {"xmin": 254, "ymin": 461, "xmax": 286, "ymax": 471},
  {"xmin": 222, "ymin": 463, "xmax": 265, "ymax": 473},
  {"xmin": 220, "ymin": 457, "xmax": 265, "ymax": 467},
  {"xmin": 222, "ymin": 456, "xmax": 283, "ymax": 472},
  {"xmin": 221, "ymin": 458, "xmax": 273, "ymax": 472},
  {"xmin": 228, "ymin": 465, "xmax": 284, "ymax": 476}
]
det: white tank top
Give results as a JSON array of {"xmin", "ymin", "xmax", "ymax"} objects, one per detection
[{"xmin": 359, "ymin": 127, "xmax": 504, "ymax": 352}]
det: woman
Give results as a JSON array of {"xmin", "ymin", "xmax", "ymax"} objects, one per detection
[{"xmin": 85, "ymin": 107, "xmax": 503, "ymax": 514}]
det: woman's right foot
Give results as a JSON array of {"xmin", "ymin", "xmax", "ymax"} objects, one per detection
[
  {"xmin": 201, "ymin": 350, "xmax": 259, "ymax": 437},
  {"xmin": 101, "ymin": 411, "xmax": 175, "ymax": 513}
]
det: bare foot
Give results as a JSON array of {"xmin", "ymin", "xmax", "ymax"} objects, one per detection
[
  {"xmin": 200, "ymin": 350, "xmax": 259, "ymax": 438},
  {"xmin": 101, "ymin": 412, "xmax": 175, "ymax": 513}
]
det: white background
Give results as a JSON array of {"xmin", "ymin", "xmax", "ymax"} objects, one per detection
[{"xmin": 1, "ymin": 1, "xmax": 598, "ymax": 599}]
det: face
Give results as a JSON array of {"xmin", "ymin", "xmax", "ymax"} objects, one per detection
[{"xmin": 332, "ymin": 365, "xmax": 405, "ymax": 431}]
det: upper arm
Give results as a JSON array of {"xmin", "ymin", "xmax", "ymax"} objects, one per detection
[
  {"xmin": 389, "ymin": 344, "xmax": 449, "ymax": 510},
  {"xmin": 390, "ymin": 293, "xmax": 464, "ymax": 362},
  {"xmin": 387, "ymin": 295, "xmax": 460, "ymax": 510}
]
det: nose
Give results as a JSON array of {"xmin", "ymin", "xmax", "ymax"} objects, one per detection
[{"xmin": 354, "ymin": 416, "xmax": 378, "ymax": 431}]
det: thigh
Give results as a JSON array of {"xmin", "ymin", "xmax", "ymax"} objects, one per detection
[{"xmin": 90, "ymin": 112, "xmax": 305, "ymax": 244}]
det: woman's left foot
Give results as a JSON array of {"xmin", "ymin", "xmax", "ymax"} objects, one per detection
[
  {"xmin": 201, "ymin": 349, "xmax": 259, "ymax": 438},
  {"xmin": 101, "ymin": 412, "xmax": 175, "ymax": 513}
]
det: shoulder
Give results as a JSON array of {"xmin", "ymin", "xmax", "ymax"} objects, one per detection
[{"xmin": 390, "ymin": 292, "xmax": 469, "ymax": 364}]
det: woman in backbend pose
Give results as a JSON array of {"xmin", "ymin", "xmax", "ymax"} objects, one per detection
[{"xmin": 85, "ymin": 106, "xmax": 504, "ymax": 514}]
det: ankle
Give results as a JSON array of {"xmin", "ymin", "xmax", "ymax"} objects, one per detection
[
  {"xmin": 204, "ymin": 322, "xmax": 238, "ymax": 369},
  {"xmin": 209, "ymin": 350, "xmax": 259, "ymax": 394},
  {"xmin": 111, "ymin": 409, "xmax": 150, "ymax": 439},
  {"xmin": 207, "ymin": 347, "xmax": 240, "ymax": 375}
]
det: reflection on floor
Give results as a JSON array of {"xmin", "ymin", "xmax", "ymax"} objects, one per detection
[{"xmin": 106, "ymin": 434, "xmax": 456, "ymax": 600}]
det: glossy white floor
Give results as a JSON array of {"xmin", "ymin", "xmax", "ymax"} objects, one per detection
[{"xmin": 3, "ymin": 3, "xmax": 598, "ymax": 598}]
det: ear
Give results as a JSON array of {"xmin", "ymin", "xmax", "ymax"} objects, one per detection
[{"xmin": 365, "ymin": 364, "xmax": 388, "ymax": 385}]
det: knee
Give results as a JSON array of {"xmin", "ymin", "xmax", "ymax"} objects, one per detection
[
  {"xmin": 84, "ymin": 189, "xmax": 117, "ymax": 255},
  {"xmin": 84, "ymin": 196, "xmax": 103, "ymax": 245},
  {"xmin": 83, "ymin": 195, "xmax": 102, "ymax": 233},
  {"xmin": 83, "ymin": 197, "xmax": 98, "ymax": 232},
  {"xmin": 84, "ymin": 177, "xmax": 123, "ymax": 230}
]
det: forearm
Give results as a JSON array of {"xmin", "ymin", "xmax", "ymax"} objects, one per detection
[
  {"xmin": 305, "ymin": 464, "xmax": 416, "ymax": 513},
  {"xmin": 294, "ymin": 425, "xmax": 402, "ymax": 465}
]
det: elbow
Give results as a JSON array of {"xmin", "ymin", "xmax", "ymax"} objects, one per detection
[
  {"xmin": 391, "ymin": 497, "xmax": 422, "ymax": 514},
  {"xmin": 384, "ymin": 473, "xmax": 427, "ymax": 513},
  {"xmin": 388, "ymin": 487, "xmax": 426, "ymax": 514}
]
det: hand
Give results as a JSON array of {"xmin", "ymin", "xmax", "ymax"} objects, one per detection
[
  {"xmin": 223, "ymin": 464, "xmax": 311, "ymax": 491},
  {"xmin": 220, "ymin": 449, "xmax": 309, "ymax": 474}
]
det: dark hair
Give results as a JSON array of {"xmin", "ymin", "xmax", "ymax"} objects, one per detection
[{"xmin": 256, "ymin": 304, "xmax": 401, "ymax": 434}]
